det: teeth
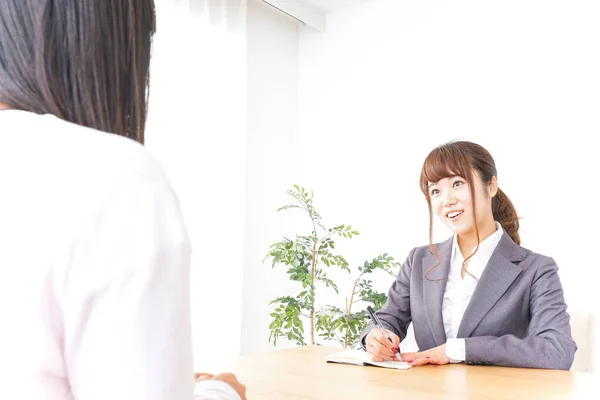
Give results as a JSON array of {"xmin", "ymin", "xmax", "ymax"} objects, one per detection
[{"xmin": 448, "ymin": 211, "xmax": 462, "ymax": 218}]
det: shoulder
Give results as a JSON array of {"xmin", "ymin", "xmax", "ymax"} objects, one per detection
[
  {"xmin": 2, "ymin": 110, "xmax": 170, "ymax": 186},
  {"xmin": 49, "ymin": 114, "xmax": 169, "ymax": 184},
  {"xmin": 407, "ymin": 237, "xmax": 453, "ymax": 259},
  {"xmin": 495, "ymin": 233, "xmax": 557, "ymax": 270},
  {"xmin": 1, "ymin": 111, "xmax": 181, "ymax": 241},
  {"xmin": 516, "ymin": 246, "xmax": 560, "ymax": 279},
  {"xmin": 493, "ymin": 234, "xmax": 561, "ymax": 283},
  {"xmin": 400, "ymin": 237, "xmax": 452, "ymax": 269}
]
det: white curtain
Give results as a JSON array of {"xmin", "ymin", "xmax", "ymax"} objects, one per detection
[
  {"xmin": 189, "ymin": 0, "xmax": 246, "ymax": 29},
  {"xmin": 146, "ymin": 0, "xmax": 248, "ymax": 367}
]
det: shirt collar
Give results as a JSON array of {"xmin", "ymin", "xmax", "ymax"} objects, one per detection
[{"xmin": 451, "ymin": 221, "xmax": 504, "ymax": 280}]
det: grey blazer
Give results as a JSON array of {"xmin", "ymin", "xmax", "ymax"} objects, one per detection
[{"xmin": 360, "ymin": 232, "xmax": 577, "ymax": 370}]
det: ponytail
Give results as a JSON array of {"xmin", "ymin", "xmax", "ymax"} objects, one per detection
[{"xmin": 492, "ymin": 188, "xmax": 520, "ymax": 245}]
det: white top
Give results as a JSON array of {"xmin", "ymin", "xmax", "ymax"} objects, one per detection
[
  {"xmin": 0, "ymin": 110, "xmax": 238, "ymax": 400},
  {"xmin": 443, "ymin": 221, "xmax": 504, "ymax": 361}
]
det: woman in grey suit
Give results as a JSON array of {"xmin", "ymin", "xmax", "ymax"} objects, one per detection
[{"xmin": 362, "ymin": 141, "xmax": 577, "ymax": 370}]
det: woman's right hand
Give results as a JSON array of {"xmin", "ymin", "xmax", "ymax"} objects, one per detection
[
  {"xmin": 365, "ymin": 328, "xmax": 400, "ymax": 362},
  {"xmin": 197, "ymin": 372, "xmax": 247, "ymax": 400}
]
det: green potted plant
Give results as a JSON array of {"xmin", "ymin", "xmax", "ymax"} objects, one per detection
[{"xmin": 265, "ymin": 185, "xmax": 400, "ymax": 349}]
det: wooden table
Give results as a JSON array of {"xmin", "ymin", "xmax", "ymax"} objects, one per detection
[{"xmin": 201, "ymin": 345, "xmax": 598, "ymax": 399}]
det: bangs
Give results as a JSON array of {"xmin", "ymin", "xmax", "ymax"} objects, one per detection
[{"xmin": 420, "ymin": 144, "xmax": 473, "ymax": 195}]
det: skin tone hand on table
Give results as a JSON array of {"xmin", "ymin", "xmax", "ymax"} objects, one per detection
[
  {"xmin": 401, "ymin": 344, "xmax": 451, "ymax": 367},
  {"xmin": 365, "ymin": 328, "xmax": 401, "ymax": 362},
  {"xmin": 366, "ymin": 328, "xmax": 450, "ymax": 366},
  {"xmin": 195, "ymin": 372, "xmax": 248, "ymax": 400}
]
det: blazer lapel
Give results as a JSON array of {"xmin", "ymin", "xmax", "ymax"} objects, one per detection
[
  {"xmin": 457, "ymin": 233, "xmax": 525, "ymax": 338},
  {"xmin": 422, "ymin": 238, "xmax": 452, "ymax": 346}
]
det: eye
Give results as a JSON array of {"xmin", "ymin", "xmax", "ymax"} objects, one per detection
[
  {"xmin": 453, "ymin": 180, "xmax": 465, "ymax": 188},
  {"xmin": 430, "ymin": 188, "xmax": 439, "ymax": 196}
]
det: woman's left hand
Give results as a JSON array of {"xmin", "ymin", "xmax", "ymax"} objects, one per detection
[
  {"xmin": 400, "ymin": 344, "xmax": 450, "ymax": 367},
  {"xmin": 194, "ymin": 372, "xmax": 215, "ymax": 381}
]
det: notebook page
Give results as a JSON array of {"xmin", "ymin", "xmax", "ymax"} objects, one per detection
[
  {"xmin": 326, "ymin": 350, "xmax": 411, "ymax": 369},
  {"xmin": 325, "ymin": 350, "xmax": 365, "ymax": 366},
  {"xmin": 365, "ymin": 359, "xmax": 412, "ymax": 370}
]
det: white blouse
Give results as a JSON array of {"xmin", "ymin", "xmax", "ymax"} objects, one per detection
[
  {"xmin": 0, "ymin": 110, "xmax": 238, "ymax": 400},
  {"xmin": 442, "ymin": 221, "xmax": 504, "ymax": 361}
]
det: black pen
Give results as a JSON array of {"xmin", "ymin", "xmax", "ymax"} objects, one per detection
[{"xmin": 366, "ymin": 306, "xmax": 401, "ymax": 359}]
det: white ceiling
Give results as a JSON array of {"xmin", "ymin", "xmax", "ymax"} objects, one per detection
[
  {"xmin": 260, "ymin": 0, "xmax": 371, "ymax": 31},
  {"xmin": 302, "ymin": 0, "xmax": 371, "ymax": 14}
]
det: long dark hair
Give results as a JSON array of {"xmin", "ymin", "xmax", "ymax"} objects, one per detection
[
  {"xmin": 419, "ymin": 141, "xmax": 520, "ymax": 279},
  {"xmin": 0, "ymin": 0, "xmax": 156, "ymax": 143}
]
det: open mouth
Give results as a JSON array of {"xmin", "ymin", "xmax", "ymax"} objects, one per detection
[{"xmin": 446, "ymin": 211, "xmax": 463, "ymax": 220}]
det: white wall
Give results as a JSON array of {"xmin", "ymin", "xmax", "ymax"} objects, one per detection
[
  {"xmin": 241, "ymin": 0, "xmax": 302, "ymax": 355},
  {"xmin": 150, "ymin": 0, "xmax": 600, "ymax": 372},
  {"xmin": 289, "ymin": 0, "xmax": 599, "ymax": 370},
  {"xmin": 147, "ymin": 0, "xmax": 248, "ymax": 366}
]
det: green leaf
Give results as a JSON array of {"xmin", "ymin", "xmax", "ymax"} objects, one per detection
[
  {"xmin": 266, "ymin": 185, "xmax": 403, "ymax": 348},
  {"xmin": 277, "ymin": 204, "xmax": 302, "ymax": 212}
]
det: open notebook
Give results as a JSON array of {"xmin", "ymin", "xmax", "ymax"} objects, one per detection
[{"xmin": 325, "ymin": 350, "xmax": 412, "ymax": 370}]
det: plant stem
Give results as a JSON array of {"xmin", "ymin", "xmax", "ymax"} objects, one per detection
[
  {"xmin": 344, "ymin": 278, "xmax": 360, "ymax": 348},
  {"xmin": 333, "ymin": 330, "xmax": 343, "ymax": 345},
  {"xmin": 310, "ymin": 240, "xmax": 317, "ymax": 345}
]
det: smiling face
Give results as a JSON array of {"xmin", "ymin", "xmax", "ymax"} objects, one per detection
[
  {"xmin": 419, "ymin": 142, "xmax": 501, "ymax": 250},
  {"xmin": 428, "ymin": 173, "xmax": 497, "ymax": 239}
]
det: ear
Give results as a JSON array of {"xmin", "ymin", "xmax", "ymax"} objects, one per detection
[{"xmin": 489, "ymin": 176, "xmax": 499, "ymax": 198}]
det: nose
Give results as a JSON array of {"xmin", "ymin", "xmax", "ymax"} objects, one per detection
[{"xmin": 442, "ymin": 191, "xmax": 457, "ymax": 208}]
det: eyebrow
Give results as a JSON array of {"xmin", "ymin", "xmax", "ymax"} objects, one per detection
[{"xmin": 427, "ymin": 182, "xmax": 438, "ymax": 189}]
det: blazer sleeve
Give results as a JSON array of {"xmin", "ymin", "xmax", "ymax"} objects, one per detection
[
  {"xmin": 360, "ymin": 247, "xmax": 416, "ymax": 348},
  {"xmin": 465, "ymin": 257, "xmax": 577, "ymax": 370}
]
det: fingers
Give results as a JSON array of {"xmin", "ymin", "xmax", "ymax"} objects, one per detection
[
  {"xmin": 366, "ymin": 343, "xmax": 388, "ymax": 362},
  {"xmin": 400, "ymin": 351, "xmax": 429, "ymax": 366},
  {"xmin": 194, "ymin": 372, "xmax": 215, "ymax": 381},
  {"xmin": 371, "ymin": 329, "xmax": 396, "ymax": 353},
  {"xmin": 399, "ymin": 352, "xmax": 417, "ymax": 362},
  {"xmin": 366, "ymin": 332, "xmax": 394, "ymax": 360},
  {"xmin": 396, "ymin": 343, "xmax": 452, "ymax": 367},
  {"xmin": 387, "ymin": 330, "xmax": 400, "ymax": 348},
  {"xmin": 211, "ymin": 372, "xmax": 247, "ymax": 400},
  {"xmin": 408, "ymin": 356, "xmax": 431, "ymax": 367},
  {"xmin": 402, "ymin": 350, "xmax": 446, "ymax": 366}
]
